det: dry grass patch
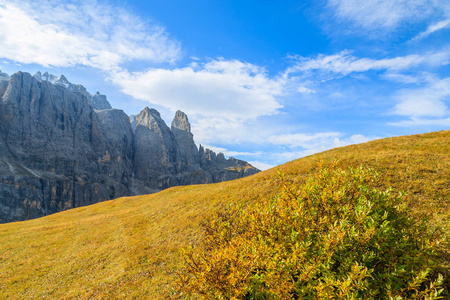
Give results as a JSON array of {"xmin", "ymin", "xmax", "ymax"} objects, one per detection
[{"xmin": 0, "ymin": 130, "xmax": 448, "ymax": 299}]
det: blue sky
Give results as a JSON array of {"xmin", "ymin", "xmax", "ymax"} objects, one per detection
[{"xmin": 0, "ymin": 0, "xmax": 449, "ymax": 170}]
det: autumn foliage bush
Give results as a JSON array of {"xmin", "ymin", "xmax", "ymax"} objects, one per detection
[{"xmin": 178, "ymin": 164, "xmax": 444, "ymax": 299}]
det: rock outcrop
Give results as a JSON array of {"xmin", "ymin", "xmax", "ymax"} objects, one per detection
[
  {"xmin": 34, "ymin": 71, "xmax": 112, "ymax": 110},
  {"xmin": 0, "ymin": 71, "xmax": 259, "ymax": 223},
  {"xmin": 134, "ymin": 107, "xmax": 180, "ymax": 189},
  {"xmin": 0, "ymin": 72, "xmax": 136, "ymax": 222},
  {"xmin": 198, "ymin": 145, "xmax": 259, "ymax": 182},
  {"xmin": 92, "ymin": 92, "xmax": 112, "ymax": 110},
  {"xmin": 171, "ymin": 110, "xmax": 200, "ymax": 172}
]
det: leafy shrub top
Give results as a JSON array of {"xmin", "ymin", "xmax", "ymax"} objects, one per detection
[{"xmin": 179, "ymin": 164, "xmax": 444, "ymax": 299}]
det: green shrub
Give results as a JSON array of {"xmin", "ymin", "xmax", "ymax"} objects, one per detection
[{"xmin": 178, "ymin": 164, "xmax": 444, "ymax": 299}]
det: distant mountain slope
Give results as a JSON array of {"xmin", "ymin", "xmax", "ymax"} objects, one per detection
[
  {"xmin": 0, "ymin": 71, "xmax": 259, "ymax": 223},
  {"xmin": 0, "ymin": 130, "xmax": 448, "ymax": 299}
]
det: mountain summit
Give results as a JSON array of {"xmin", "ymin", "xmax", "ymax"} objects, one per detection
[
  {"xmin": 0, "ymin": 71, "xmax": 259, "ymax": 223},
  {"xmin": 33, "ymin": 71, "xmax": 113, "ymax": 110}
]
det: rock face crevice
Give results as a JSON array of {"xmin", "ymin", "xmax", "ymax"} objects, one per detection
[{"xmin": 0, "ymin": 71, "xmax": 259, "ymax": 223}]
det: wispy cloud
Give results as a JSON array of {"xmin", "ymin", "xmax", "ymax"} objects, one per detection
[
  {"xmin": 413, "ymin": 19, "xmax": 450, "ymax": 40},
  {"xmin": 269, "ymin": 132, "xmax": 341, "ymax": 148},
  {"xmin": 286, "ymin": 50, "xmax": 450, "ymax": 80},
  {"xmin": 391, "ymin": 78, "xmax": 450, "ymax": 119},
  {"xmin": 327, "ymin": 0, "xmax": 447, "ymax": 32},
  {"xmin": 267, "ymin": 132, "xmax": 380, "ymax": 163},
  {"xmin": 0, "ymin": 0, "xmax": 446, "ymax": 170},
  {"xmin": 393, "ymin": 99, "xmax": 448, "ymax": 118},
  {"xmin": 381, "ymin": 72, "xmax": 436, "ymax": 84},
  {"xmin": 201, "ymin": 132, "xmax": 379, "ymax": 170},
  {"xmin": 0, "ymin": 0, "xmax": 180, "ymax": 70},
  {"xmin": 269, "ymin": 132, "xmax": 377, "ymax": 150},
  {"xmin": 388, "ymin": 117, "xmax": 450, "ymax": 127}
]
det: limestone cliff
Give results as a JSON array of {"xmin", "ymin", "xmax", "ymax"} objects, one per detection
[
  {"xmin": 0, "ymin": 71, "xmax": 259, "ymax": 223},
  {"xmin": 134, "ymin": 107, "xmax": 180, "ymax": 189},
  {"xmin": 0, "ymin": 72, "xmax": 132, "ymax": 222}
]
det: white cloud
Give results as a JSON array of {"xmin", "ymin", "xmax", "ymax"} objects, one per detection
[
  {"xmin": 0, "ymin": 0, "xmax": 180, "ymax": 70},
  {"xmin": 248, "ymin": 161, "xmax": 276, "ymax": 171},
  {"xmin": 111, "ymin": 59, "xmax": 284, "ymax": 121},
  {"xmin": 286, "ymin": 50, "xmax": 450, "ymax": 79},
  {"xmin": 297, "ymin": 86, "xmax": 317, "ymax": 94},
  {"xmin": 269, "ymin": 132, "xmax": 341, "ymax": 148},
  {"xmin": 414, "ymin": 19, "xmax": 450, "ymax": 40},
  {"xmin": 392, "ymin": 77, "xmax": 450, "ymax": 118},
  {"xmin": 388, "ymin": 117, "xmax": 450, "ymax": 126},
  {"xmin": 382, "ymin": 73, "xmax": 421, "ymax": 84},
  {"xmin": 345, "ymin": 134, "xmax": 377, "ymax": 145},
  {"xmin": 327, "ymin": 0, "xmax": 447, "ymax": 31},
  {"xmin": 271, "ymin": 149, "xmax": 321, "ymax": 162},
  {"xmin": 380, "ymin": 72, "xmax": 440, "ymax": 85},
  {"xmin": 199, "ymin": 131, "xmax": 379, "ymax": 170},
  {"xmin": 393, "ymin": 99, "xmax": 447, "ymax": 118},
  {"xmin": 191, "ymin": 117, "xmax": 256, "ymax": 145},
  {"xmin": 329, "ymin": 92, "xmax": 345, "ymax": 98},
  {"xmin": 269, "ymin": 132, "xmax": 378, "ymax": 153},
  {"xmin": 268, "ymin": 133, "xmax": 378, "ymax": 162}
]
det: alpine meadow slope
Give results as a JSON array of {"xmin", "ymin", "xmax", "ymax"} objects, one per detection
[{"xmin": 0, "ymin": 130, "xmax": 448, "ymax": 299}]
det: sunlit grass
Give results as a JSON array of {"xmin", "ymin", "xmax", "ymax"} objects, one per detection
[{"xmin": 0, "ymin": 130, "xmax": 448, "ymax": 299}]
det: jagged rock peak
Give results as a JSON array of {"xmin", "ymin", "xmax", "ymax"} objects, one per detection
[
  {"xmin": 171, "ymin": 110, "xmax": 191, "ymax": 133},
  {"xmin": 148, "ymin": 107, "xmax": 161, "ymax": 117},
  {"xmin": 34, "ymin": 71, "xmax": 59, "ymax": 83},
  {"xmin": 35, "ymin": 72, "xmax": 81, "ymax": 89},
  {"xmin": 140, "ymin": 107, "xmax": 161, "ymax": 118},
  {"xmin": 34, "ymin": 71, "xmax": 42, "ymax": 81},
  {"xmin": 136, "ymin": 107, "xmax": 165, "ymax": 131},
  {"xmin": 217, "ymin": 152, "xmax": 227, "ymax": 163},
  {"xmin": 92, "ymin": 92, "xmax": 112, "ymax": 110},
  {"xmin": 58, "ymin": 74, "xmax": 69, "ymax": 82},
  {"xmin": 33, "ymin": 71, "xmax": 112, "ymax": 110}
]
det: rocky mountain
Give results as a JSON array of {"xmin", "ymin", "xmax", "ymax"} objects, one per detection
[
  {"xmin": 0, "ymin": 71, "xmax": 259, "ymax": 223},
  {"xmin": 34, "ymin": 71, "xmax": 112, "ymax": 110}
]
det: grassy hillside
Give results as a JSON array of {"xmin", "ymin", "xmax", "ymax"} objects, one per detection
[{"xmin": 0, "ymin": 130, "xmax": 448, "ymax": 299}]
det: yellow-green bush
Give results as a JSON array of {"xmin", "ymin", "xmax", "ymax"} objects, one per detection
[{"xmin": 178, "ymin": 164, "xmax": 444, "ymax": 299}]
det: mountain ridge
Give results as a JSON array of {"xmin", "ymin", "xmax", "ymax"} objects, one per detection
[{"xmin": 0, "ymin": 71, "xmax": 259, "ymax": 223}]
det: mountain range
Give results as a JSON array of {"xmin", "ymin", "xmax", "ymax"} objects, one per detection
[{"xmin": 0, "ymin": 71, "xmax": 259, "ymax": 223}]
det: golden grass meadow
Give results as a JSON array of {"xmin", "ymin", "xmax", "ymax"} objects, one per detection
[{"xmin": 0, "ymin": 130, "xmax": 449, "ymax": 299}]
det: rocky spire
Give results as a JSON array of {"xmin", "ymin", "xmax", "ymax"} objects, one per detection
[
  {"xmin": 56, "ymin": 74, "xmax": 70, "ymax": 86},
  {"xmin": 40, "ymin": 71, "xmax": 57, "ymax": 83},
  {"xmin": 92, "ymin": 92, "xmax": 112, "ymax": 110},
  {"xmin": 33, "ymin": 71, "xmax": 42, "ymax": 81},
  {"xmin": 133, "ymin": 107, "xmax": 180, "ymax": 189},
  {"xmin": 171, "ymin": 110, "xmax": 191, "ymax": 132},
  {"xmin": 171, "ymin": 110, "xmax": 200, "ymax": 172},
  {"xmin": 135, "ymin": 107, "xmax": 162, "ymax": 130}
]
